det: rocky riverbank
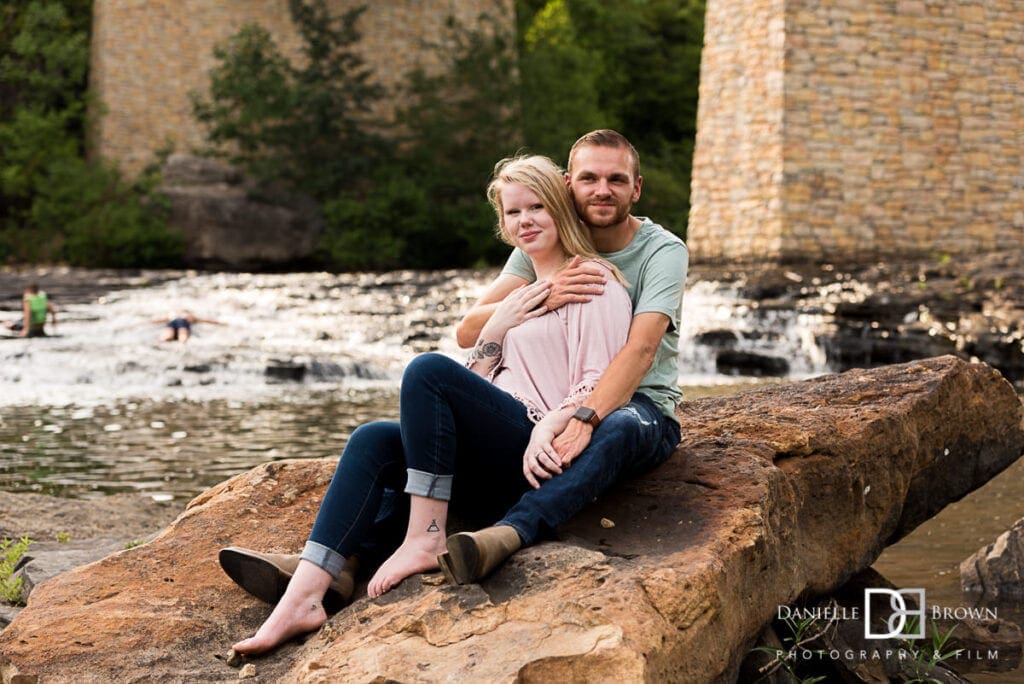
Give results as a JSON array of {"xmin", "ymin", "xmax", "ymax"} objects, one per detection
[
  {"xmin": 1, "ymin": 357, "xmax": 1021, "ymax": 682},
  {"xmin": 696, "ymin": 249, "xmax": 1024, "ymax": 385},
  {"xmin": 0, "ymin": 492, "xmax": 182, "ymax": 630}
]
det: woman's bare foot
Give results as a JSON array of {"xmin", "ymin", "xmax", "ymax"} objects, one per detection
[
  {"xmin": 367, "ymin": 535, "xmax": 446, "ymax": 598},
  {"xmin": 232, "ymin": 591, "xmax": 326, "ymax": 655},
  {"xmin": 232, "ymin": 560, "xmax": 332, "ymax": 655}
]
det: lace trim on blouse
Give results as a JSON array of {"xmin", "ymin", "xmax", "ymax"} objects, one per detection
[
  {"xmin": 557, "ymin": 382, "xmax": 594, "ymax": 412},
  {"xmin": 512, "ymin": 392, "xmax": 546, "ymax": 424}
]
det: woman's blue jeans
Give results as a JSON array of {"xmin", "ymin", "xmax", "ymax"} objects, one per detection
[{"xmin": 300, "ymin": 353, "xmax": 680, "ymax": 578}]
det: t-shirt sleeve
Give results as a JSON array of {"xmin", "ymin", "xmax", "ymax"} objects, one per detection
[
  {"xmin": 559, "ymin": 269, "xmax": 633, "ymax": 409},
  {"xmin": 634, "ymin": 242, "xmax": 688, "ymax": 332},
  {"xmin": 500, "ymin": 248, "xmax": 536, "ymax": 282}
]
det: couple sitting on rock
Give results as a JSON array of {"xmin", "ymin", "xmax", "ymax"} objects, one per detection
[{"xmin": 219, "ymin": 130, "xmax": 689, "ymax": 654}]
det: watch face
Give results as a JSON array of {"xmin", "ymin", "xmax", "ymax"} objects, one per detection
[{"xmin": 574, "ymin": 407, "xmax": 597, "ymax": 425}]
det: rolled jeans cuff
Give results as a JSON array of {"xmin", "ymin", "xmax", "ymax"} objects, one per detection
[
  {"xmin": 404, "ymin": 468, "xmax": 453, "ymax": 501},
  {"xmin": 300, "ymin": 540, "xmax": 346, "ymax": 579}
]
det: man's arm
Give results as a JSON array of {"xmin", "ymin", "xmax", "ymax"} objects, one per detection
[
  {"xmin": 456, "ymin": 259, "xmax": 608, "ymax": 349},
  {"xmin": 48, "ymin": 302, "xmax": 57, "ymax": 331},
  {"xmin": 552, "ymin": 312, "xmax": 670, "ymax": 465},
  {"xmin": 456, "ymin": 273, "xmax": 529, "ymax": 349}
]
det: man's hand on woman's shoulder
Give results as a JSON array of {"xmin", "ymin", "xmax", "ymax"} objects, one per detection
[{"xmin": 545, "ymin": 255, "xmax": 607, "ymax": 311}]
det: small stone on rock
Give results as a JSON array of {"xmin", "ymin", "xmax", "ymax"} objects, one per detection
[
  {"xmin": 238, "ymin": 662, "xmax": 256, "ymax": 679},
  {"xmin": 600, "ymin": 518, "xmax": 616, "ymax": 529},
  {"xmin": 225, "ymin": 649, "xmax": 243, "ymax": 668}
]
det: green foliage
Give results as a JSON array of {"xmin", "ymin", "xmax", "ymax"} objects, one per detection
[
  {"xmin": 751, "ymin": 613, "xmax": 832, "ymax": 683},
  {"xmin": 193, "ymin": 0, "xmax": 704, "ymax": 270},
  {"xmin": 517, "ymin": 0, "xmax": 705, "ymax": 238},
  {"xmin": 899, "ymin": 618, "xmax": 962, "ymax": 684},
  {"xmin": 192, "ymin": 1, "xmax": 388, "ymax": 202},
  {"xmin": 518, "ymin": 0, "xmax": 606, "ymax": 159},
  {"xmin": 56, "ymin": 531, "xmax": 70, "ymax": 542},
  {"xmin": 319, "ymin": 175, "xmax": 423, "ymax": 271},
  {"xmin": 0, "ymin": 0, "xmax": 179, "ymax": 267},
  {"xmin": 382, "ymin": 13, "xmax": 523, "ymax": 268},
  {"xmin": 0, "ymin": 536, "xmax": 32, "ymax": 605},
  {"xmin": 31, "ymin": 155, "xmax": 180, "ymax": 267},
  {"xmin": 0, "ymin": 0, "xmax": 90, "ymax": 118}
]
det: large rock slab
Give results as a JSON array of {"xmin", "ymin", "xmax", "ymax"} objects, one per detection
[
  {"xmin": 1, "ymin": 356, "xmax": 1021, "ymax": 682},
  {"xmin": 161, "ymin": 154, "xmax": 320, "ymax": 269}
]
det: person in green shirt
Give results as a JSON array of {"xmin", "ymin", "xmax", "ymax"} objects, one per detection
[{"xmin": 5, "ymin": 282, "xmax": 57, "ymax": 337}]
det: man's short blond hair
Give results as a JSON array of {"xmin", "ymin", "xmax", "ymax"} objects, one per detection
[{"xmin": 567, "ymin": 129, "xmax": 640, "ymax": 179}]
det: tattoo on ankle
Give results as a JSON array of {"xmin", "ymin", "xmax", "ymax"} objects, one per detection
[{"xmin": 426, "ymin": 519, "xmax": 440, "ymax": 532}]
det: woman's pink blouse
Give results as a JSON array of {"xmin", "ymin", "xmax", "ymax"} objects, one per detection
[{"xmin": 490, "ymin": 262, "xmax": 632, "ymax": 422}]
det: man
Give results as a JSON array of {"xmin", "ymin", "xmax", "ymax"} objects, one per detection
[
  {"xmin": 6, "ymin": 282, "xmax": 57, "ymax": 337},
  {"xmin": 443, "ymin": 129, "xmax": 689, "ymax": 581}
]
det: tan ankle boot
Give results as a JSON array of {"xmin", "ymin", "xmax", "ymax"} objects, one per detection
[
  {"xmin": 219, "ymin": 547, "xmax": 358, "ymax": 612},
  {"xmin": 437, "ymin": 526, "xmax": 521, "ymax": 585}
]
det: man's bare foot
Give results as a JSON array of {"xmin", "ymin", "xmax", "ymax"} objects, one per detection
[
  {"xmin": 367, "ymin": 536, "xmax": 446, "ymax": 598},
  {"xmin": 232, "ymin": 590, "xmax": 327, "ymax": 655}
]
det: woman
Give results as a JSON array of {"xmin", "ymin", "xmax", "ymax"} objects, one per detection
[{"xmin": 221, "ymin": 155, "xmax": 632, "ymax": 654}]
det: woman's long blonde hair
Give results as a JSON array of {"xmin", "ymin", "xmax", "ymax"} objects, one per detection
[{"xmin": 486, "ymin": 154, "xmax": 626, "ymax": 285}]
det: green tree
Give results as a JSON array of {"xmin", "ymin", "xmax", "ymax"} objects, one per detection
[
  {"xmin": 518, "ymin": 0, "xmax": 606, "ymax": 160},
  {"xmin": 565, "ymin": 0, "xmax": 705, "ymax": 236},
  {"xmin": 388, "ymin": 13, "xmax": 522, "ymax": 268},
  {"xmin": 514, "ymin": 0, "xmax": 704, "ymax": 237},
  {"xmin": 319, "ymin": 14, "xmax": 523, "ymax": 271},
  {"xmin": 0, "ymin": 0, "xmax": 179, "ymax": 266},
  {"xmin": 192, "ymin": 1, "xmax": 388, "ymax": 202}
]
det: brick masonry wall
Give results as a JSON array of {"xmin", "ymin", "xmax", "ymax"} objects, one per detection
[
  {"xmin": 688, "ymin": 0, "xmax": 1024, "ymax": 263},
  {"xmin": 688, "ymin": 0, "xmax": 786, "ymax": 262},
  {"xmin": 89, "ymin": 0, "xmax": 511, "ymax": 175}
]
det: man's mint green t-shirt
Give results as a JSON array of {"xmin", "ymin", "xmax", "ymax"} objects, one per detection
[{"xmin": 501, "ymin": 218, "xmax": 688, "ymax": 424}]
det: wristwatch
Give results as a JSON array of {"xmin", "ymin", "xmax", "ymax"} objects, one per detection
[{"xmin": 572, "ymin": 406, "xmax": 601, "ymax": 429}]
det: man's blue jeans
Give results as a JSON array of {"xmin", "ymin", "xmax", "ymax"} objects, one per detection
[{"xmin": 301, "ymin": 353, "xmax": 680, "ymax": 578}]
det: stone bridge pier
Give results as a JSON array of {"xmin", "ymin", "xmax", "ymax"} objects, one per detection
[{"xmin": 688, "ymin": 0, "xmax": 1024, "ymax": 263}]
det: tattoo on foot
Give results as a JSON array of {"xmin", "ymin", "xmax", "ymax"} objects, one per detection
[{"xmin": 426, "ymin": 519, "xmax": 440, "ymax": 532}]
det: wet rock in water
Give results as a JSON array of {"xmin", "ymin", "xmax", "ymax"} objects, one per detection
[
  {"xmin": 716, "ymin": 349, "xmax": 790, "ymax": 377},
  {"xmin": 1, "ymin": 357, "xmax": 1021, "ymax": 681},
  {"xmin": 693, "ymin": 329, "xmax": 740, "ymax": 347},
  {"xmin": 961, "ymin": 516, "xmax": 1024, "ymax": 601},
  {"xmin": 964, "ymin": 331, "xmax": 1024, "ymax": 384},
  {"xmin": 264, "ymin": 360, "xmax": 306, "ymax": 382},
  {"xmin": 183, "ymin": 363, "xmax": 212, "ymax": 374},
  {"xmin": 823, "ymin": 324, "xmax": 958, "ymax": 369}
]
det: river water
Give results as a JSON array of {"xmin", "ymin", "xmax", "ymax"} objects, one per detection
[{"xmin": 1, "ymin": 268, "xmax": 1022, "ymax": 680}]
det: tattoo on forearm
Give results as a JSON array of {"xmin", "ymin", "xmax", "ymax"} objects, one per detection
[
  {"xmin": 469, "ymin": 340, "xmax": 502, "ymax": 371},
  {"xmin": 427, "ymin": 519, "xmax": 440, "ymax": 532}
]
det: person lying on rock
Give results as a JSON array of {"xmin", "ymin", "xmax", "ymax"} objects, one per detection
[
  {"xmin": 150, "ymin": 310, "xmax": 225, "ymax": 344},
  {"xmin": 220, "ymin": 153, "xmax": 634, "ymax": 655}
]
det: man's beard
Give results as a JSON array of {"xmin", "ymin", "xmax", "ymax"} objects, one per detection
[{"xmin": 578, "ymin": 199, "xmax": 631, "ymax": 229}]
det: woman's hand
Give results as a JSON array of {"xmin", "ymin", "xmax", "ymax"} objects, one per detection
[
  {"xmin": 523, "ymin": 421, "xmax": 561, "ymax": 488},
  {"xmin": 483, "ymin": 280, "xmax": 551, "ymax": 338},
  {"xmin": 522, "ymin": 407, "xmax": 575, "ymax": 488}
]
